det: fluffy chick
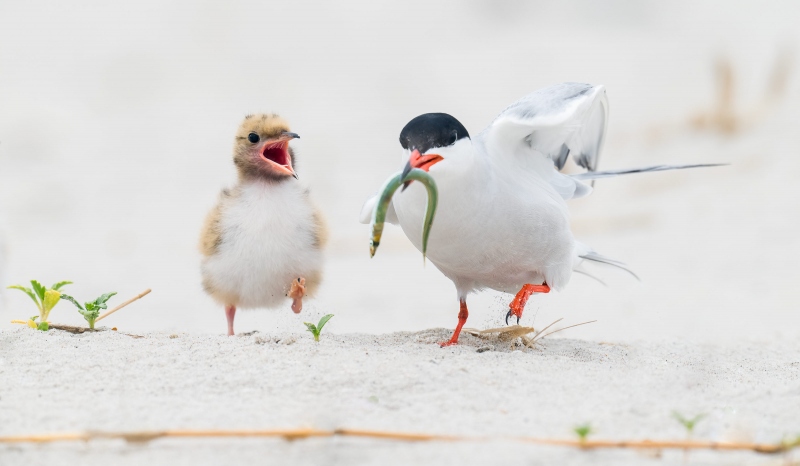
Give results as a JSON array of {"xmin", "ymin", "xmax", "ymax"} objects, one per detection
[{"xmin": 199, "ymin": 114, "xmax": 327, "ymax": 335}]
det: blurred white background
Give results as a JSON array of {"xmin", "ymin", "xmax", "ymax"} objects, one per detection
[{"xmin": 1, "ymin": 0, "xmax": 798, "ymax": 342}]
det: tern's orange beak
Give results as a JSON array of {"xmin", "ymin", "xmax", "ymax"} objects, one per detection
[
  {"xmin": 401, "ymin": 149, "xmax": 443, "ymax": 190},
  {"xmin": 409, "ymin": 149, "xmax": 443, "ymax": 172}
]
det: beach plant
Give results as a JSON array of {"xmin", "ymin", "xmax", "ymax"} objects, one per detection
[
  {"xmin": 60, "ymin": 292, "xmax": 117, "ymax": 329},
  {"xmin": 7, "ymin": 280, "xmax": 71, "ymax": 329},
  {"xmin": 574, "ymin": 423, "xmax": 593, "ymax": 442},
  {"xmin": 24, "ymin": 315, "xmax": 50, "ymax": 331},
  {"xmin": 304, "ymin": 314, "xmax": 334, "ymax": 342},
  {"xmin": 672, "ymin": 411, "xmax": 705, "ymax": 436}
]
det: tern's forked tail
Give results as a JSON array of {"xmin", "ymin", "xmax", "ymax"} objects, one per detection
[{"xmin": 570, "ymin": 163, "xmax": 727, "ymax": 181}]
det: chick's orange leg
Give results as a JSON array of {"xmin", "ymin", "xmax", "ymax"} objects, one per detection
[
  {"xmin": 288, "ymin": 278, "xmax": 306, "ymax": 314},
  {"xmin": 440, "ymin": 299, "xmax": 469, "ymax": 347},
  {"xmin": 225, "ymin": 305, "xmax": 236, "ymax": 336},
  {"xmin": 506, "ymin": 283, "xmax": 550, "ymax": 324}
]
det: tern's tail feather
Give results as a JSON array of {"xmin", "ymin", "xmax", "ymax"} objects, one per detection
[
  {"xmin": 579, "ymin": 252, "xmax": 640, "ymax": 281},
  {"xmin": 574, "ymin": 243, "xmax": 640, "ymax": 281},
  {"xmin": 570, "ymin": 163, "xmax": 727, "ymax": 181}
]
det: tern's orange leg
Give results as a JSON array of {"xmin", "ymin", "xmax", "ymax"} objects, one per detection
[
  {"xmin": 440, "ymin": 299, "xmax": 469, "ymax": 347},
  {"xmin": 506, "ymin": 283, "xmax": 550, "ymax": 324},
  {"xmin": 225, "ymin": 305, "xmax": 236, "ymax": 336}
]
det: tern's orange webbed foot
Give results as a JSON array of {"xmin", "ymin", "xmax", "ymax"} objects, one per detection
[
  {"xmin": 288, "ymin": 278, "xmax": 306, "ymax": 314},
  {"xmin": 506, "ymin": 283, "xmax": 550, "ymax": 324}
]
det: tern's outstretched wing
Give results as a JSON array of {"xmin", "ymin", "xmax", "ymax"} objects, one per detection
[
  {"xmin": 358, "ymin": 193, "xmax": 398, "ymax": 225},
  {"xmin": 476, "ymin": 83, "xmax": 608, "ymax": 199}
]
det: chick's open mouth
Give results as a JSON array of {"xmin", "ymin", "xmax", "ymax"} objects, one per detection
[{"xmin": 261, "ymin": 142, "xmax": 291, "ymax": 168}]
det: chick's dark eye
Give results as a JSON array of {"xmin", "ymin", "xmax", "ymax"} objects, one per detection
[{"xmin": 248, "ymin": 133, "xmax": 260, "ymax": 143}]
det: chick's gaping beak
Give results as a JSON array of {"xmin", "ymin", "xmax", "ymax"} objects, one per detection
[
  {"xmin": 401, "ymin": 149, "xmax": 443, "ymax": 191},
  {"xmin": 261, "ymin": 132, "xmax": 300, "ymax": 179}
]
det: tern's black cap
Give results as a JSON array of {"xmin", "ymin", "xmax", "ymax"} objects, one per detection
[{"xmin": 399, "ymin": 113, "xmax": 470, "ymax": 154}]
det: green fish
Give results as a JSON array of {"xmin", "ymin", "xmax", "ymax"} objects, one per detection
[{"xmin": 370, "ymin": 168, "xmax": 438, "ymax": 261}]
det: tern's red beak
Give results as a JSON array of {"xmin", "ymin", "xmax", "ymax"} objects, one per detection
[
  {"xmin": 401, "ymin": 149, "xmax": 443, "ymax": 190},
  {"xmin": 409, "ymin": 149, "xmax": 443, "ymax": 172}
]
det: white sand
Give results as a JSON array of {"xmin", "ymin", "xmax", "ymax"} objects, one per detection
[{"xmin": 2, "ymin": 327, "xmax": 798, "ymax": 465}]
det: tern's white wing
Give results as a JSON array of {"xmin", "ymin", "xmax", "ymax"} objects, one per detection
[
  {"xmin": 477, "ymin": 83, "xmax": 608, "ymax": 199},
  {"xmin": 358, "ymin": 194, "xmax": 398, "ymax": 225}
]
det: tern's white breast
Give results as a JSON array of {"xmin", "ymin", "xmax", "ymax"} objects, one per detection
[{"xmin": 392, "ymin": 154, "xmax": 576, "ymax": 293}]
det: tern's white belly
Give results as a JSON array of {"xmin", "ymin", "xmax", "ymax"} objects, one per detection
[{"xmin": 393, "ymin": 173, "xmax": 575, "ymax": 294}]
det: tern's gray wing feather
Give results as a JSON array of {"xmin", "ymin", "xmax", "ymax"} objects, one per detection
[{"xmin": 478, "ymin": 83, "xmax": 609, "ymax": 173}]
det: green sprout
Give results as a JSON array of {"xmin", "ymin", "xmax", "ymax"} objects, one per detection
[
  {"xmin": 7, "ymin": 280, "xmax": 71, "ymax": 329},
  {"xmin": 304, "ymin": 314, "xmax": 334, "ymax": 342},
  {"xmin": 25, "ymin": 315, "xmax": 49, "ymax": 331},
  {"xmin": 573, "ymin": 423, "xmax": 593, "ymax": 442},
  {"xmin": 60, "ymin": 292, "xmax": 117, "ymax": 329},
  {"xmin": 672, "ymin": 411, "xmax": 706, "ymax": 436}
]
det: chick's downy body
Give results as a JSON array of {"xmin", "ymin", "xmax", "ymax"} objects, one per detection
[{"xmin": 200, "ymin": 114, "xmax": 326, "ymax": 335}]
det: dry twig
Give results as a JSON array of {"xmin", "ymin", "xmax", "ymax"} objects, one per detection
[
  {"xmin": 0, "ymin": 428, "xmax": 797, "ymax": 454},
  {"xmin": 96, "ymin": 289, "xmax": 151, "ymax": 322}
]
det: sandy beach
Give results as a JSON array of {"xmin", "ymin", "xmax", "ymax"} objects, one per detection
[{"xmin": 2, "ymin": 328, "xmax": 799, "ymax": 465}]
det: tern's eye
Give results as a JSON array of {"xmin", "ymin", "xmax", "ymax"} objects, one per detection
[
  {"xmin": 448, "ymin": 131, "xmax": 458, "ymax": 145},
  {"xmin": 248, "ymin": 133, "xmax": 260, "ymax": 144}
]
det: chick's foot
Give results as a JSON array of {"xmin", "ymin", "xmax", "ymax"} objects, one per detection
[{"xmin": 288, "ymin": 278, "xmax": 306, "ymax": 314}]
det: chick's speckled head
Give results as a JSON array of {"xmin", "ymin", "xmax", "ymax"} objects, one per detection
[{"xmin": 233, "ymin": 113, "xmax": 300, "ymax": 181}]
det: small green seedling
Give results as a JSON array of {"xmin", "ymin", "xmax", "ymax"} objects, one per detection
[
  {"xmin": 25, "ymin": 315, "xmax": 50, "ymax": 331},
  {"xmin": 672, "ymin": 411, "xmax": 705, "ymax": 436},
  {"xmin": 8, "ymin": 280, "xmax": 71, "ymax": 329},
  {"xmin": 61, "ymin": 292, "xmax": 117, "ymax": 329},
  {"xmin": 304, "ymin": 314, "xmax": 334, "ymax": 342},
  {"xmin": 573, "ymin": 423, "xmax": 593, "ymax": 442}
]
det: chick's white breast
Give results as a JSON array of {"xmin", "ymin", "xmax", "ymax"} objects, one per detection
[{"xmin": 202, "ymin": 181, "xmax": 323, "ymax": 309}]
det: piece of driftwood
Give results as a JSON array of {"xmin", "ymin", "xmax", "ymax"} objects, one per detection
[{"xmin": 48, "ymin": 324, "xmax": 98, "ymax": 334}]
